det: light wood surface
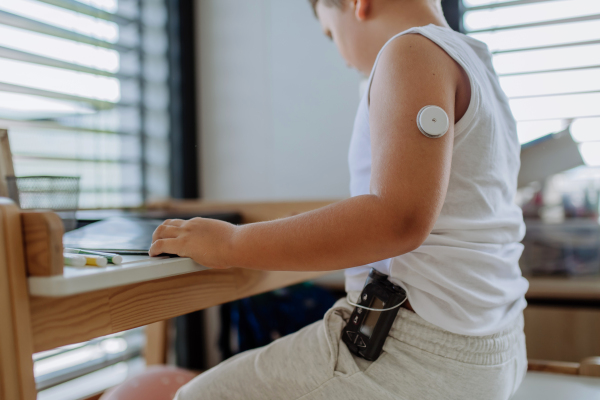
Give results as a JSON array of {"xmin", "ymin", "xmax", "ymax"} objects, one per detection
[
  {"xmin": 524, "ymin": 305, "xmax": 600, "ymax": 363},
  {"xmin": 22, "ymin": 211, "xmax": 64, "ymax": 277},
  {"xmin": 30, "ymin": 267, "xmax": 329, "ymax": 353},
  {"xmin": 0, "ymin": 130, "xmax": 13, "ymax": 176},
  {"xmin": 0, "ymin": 200, "xmax": 36, "ymax": 400},
  {"xmin": 526, "ymin": 276, "xmax": 600, "ymax": 300},
  {"xmin": 580, "ymin": 357, "xmax": 600, "ymax": 377},
  {"xmin": 528, "ymin": 359, "xmax": 580, "ymax": 375},
  {"xmin": 0, "ymin": 129, "xmax": 14, "ymax": 199},
  {"xmin": 147, "ymin": 199, "xmax": 339, "ymax": 223},
  {"xmin": 145, "ymin": 320, "xmax": 170, "ymax": 366},
  {"xmin": 528, "ymin": 357, "xmax": 600, "ymax": 377},
  {"xmin": 0, "ymin": 204, "xmax": 21, "ymax": 400}
]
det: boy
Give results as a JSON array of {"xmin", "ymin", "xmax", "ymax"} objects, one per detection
[{"xmin": 151, "ymin": 0, "xmax": 528, "ymax": 398}]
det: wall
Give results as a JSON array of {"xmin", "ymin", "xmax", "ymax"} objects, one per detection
[{"xmin": 195, "ymin": 0, "xmax": 362, "ymax": 201}]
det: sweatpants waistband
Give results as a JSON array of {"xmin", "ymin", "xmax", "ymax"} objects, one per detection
[{"xmin": 344, "ymin": 292, "xmax": 524, "ymax": 366}]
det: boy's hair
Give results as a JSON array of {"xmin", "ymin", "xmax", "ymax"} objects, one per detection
[
  {"xmin": 309, "ymin": 0, "xmax": 346, "ymax": 6},
  {"xmin": 309, "ymin": 0, "xmax": 442, "ymax": 16},
  {"xmin": 308, "ymin": 0, "xmax": 346, "ymax": 15}
]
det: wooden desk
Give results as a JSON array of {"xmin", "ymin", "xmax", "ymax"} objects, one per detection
[
  {"xmin": 0, "ymin": 199, "xmax": 337, "ymax": 400},
  {"xmin": 523, "ymin": 275, "xmax": 600, "ymax": 363},
  {"xmin": 29, "ymin": 263, "xmax": 329, "ymax": 353}
]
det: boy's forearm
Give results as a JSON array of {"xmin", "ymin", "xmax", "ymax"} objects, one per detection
[{"xmin": 227, "ymin": 195, "xmax": 425, "ymax": 271}]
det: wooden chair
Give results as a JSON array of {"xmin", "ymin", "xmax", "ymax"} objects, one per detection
[{"xmin": 0, "ymin": 199, "xmax": 37, "ymax": 399}]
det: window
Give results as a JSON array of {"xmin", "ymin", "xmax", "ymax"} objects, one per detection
[
  {"xmin": 0, "ymin": 1, "xmax": 173, "ymax": 397},
  {"xmin": 462, "ymin": 0, "xmax": 600, "ymax": 166},
  {"xmin": 0, "ymin": 0, "xmax": 171, "ymax": 208}
]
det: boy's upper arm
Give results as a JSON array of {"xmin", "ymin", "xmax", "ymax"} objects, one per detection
[{"xmin": 369, "ymin": 34, "xmax": 462, "ymax": 244}]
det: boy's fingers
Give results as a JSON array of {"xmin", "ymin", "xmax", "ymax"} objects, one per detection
[
  {"xmin": 163, "ymin": 219, "xmax": 185, "ymax": 227},
  {"xmin": 149, "ymin": 238, "xmax": 179, "ymax": 257},
  {"xmin": 152, "ymin": 225, "xmax": 180, "ymax": 242}
]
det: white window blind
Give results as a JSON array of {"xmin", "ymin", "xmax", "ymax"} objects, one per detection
[
  {"xmin": 0, "ymin": 0, "xmax": 171, "ymax": 208},
  {"xmin": 462, "ymin": 0, "xmax": 600, "ymax": 167}
]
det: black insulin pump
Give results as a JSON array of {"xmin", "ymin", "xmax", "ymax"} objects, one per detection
[{"xmin": 341, "ymin": 268, "xmax": 407, "ymax": 361}]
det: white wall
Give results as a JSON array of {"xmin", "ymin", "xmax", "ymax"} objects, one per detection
[{"xmin": 196, "ymin": 0, "xmax": 362, "ymax": 201}]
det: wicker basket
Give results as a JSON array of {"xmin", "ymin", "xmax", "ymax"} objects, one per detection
[{"xmin": 7, "ymin": 176, "xmax": 80, "ymax": 231}]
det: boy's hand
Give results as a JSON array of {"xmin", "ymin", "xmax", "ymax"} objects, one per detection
[{"xmin": 149, "ymin": 218, "xmax": 237, "ymax": 269}]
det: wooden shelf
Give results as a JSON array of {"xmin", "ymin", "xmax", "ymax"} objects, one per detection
[{"xmin": 526, "ymin": 276, "xmax": 600, "ymax": 301}]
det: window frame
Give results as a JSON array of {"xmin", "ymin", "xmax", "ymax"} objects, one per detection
[{"xmin": 167, "ymin": 0, "xmax": 199, "ymax": 200}]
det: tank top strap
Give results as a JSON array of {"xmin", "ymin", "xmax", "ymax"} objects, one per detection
[
  {"xmin": 365, "ymin": 27, "xmax": 420, "ymax": 105},
  {"xmin": 365, "ymin": 24, "xmax": 480, "ymax": 136}
]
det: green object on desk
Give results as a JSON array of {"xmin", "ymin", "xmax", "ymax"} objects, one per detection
[{"xmin": 64, "ymin": 248, "xmax": 123, "ymax": 265}]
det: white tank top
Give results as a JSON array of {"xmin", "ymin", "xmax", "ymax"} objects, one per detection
[{"xmin": 346, "ymin": 24, "xmax": 528, "ymax": 336}]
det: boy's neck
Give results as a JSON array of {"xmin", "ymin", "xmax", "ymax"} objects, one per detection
[{"xmin": 360, "ymin": 1, "xmax": 450, "ymax": 75}]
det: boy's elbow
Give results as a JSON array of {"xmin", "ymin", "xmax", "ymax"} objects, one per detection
[{"xmin": 390, "ymin": 213, "xmax": 433, "ymax": 253}]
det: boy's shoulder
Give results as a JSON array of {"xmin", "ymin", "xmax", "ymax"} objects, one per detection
[
  {"xmin": 370, "ymin": 28, "xmax": 472, "ymax": 125},
  {"xmin": 374, "ymin": 31, "xmax": 465, "ymax": 87}
]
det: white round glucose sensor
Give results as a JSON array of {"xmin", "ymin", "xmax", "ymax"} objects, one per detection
[{"xmin": 417, "ymin": 105, "xmax": 449, "ymax": 138}]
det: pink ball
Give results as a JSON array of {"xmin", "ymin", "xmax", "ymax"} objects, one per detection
[{"xmin": 101, "ymin": 366, "xmax": 196, "ymax": 400}]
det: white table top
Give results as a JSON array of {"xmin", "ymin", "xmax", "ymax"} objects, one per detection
[{"xmin": 28, "ymin": 256, "xmax": 208, "ymax": 297}]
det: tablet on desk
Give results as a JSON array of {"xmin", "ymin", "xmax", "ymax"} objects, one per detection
[
  {"xmin": 64, "ymin": 218, "xmax": 176, "ymax": 257},
  {"xmin": 63, "ymin": 217, "xmax": 163, "ymax": 253},
  {"xmin": 65, "ymin": 212, "xmax": 242, "ymax": 255}
]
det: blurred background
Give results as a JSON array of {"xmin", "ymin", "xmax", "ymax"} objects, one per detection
[
  {"xmin": 0, "ymin": 0, "xmax": 599, "ymax": 399},
  {"xmin": 2, "ymin": 0, "xmax": 599, "ymax": 207}
]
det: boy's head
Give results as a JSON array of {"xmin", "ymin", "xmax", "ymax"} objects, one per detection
[{"xmin": 309, "ymin": 0, "xmax": 445, "ymax": 75}]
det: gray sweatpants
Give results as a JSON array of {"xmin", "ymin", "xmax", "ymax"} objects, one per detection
[{"xmin": 175, "ymin": 294, "xmax": 527, "ymax": 400}]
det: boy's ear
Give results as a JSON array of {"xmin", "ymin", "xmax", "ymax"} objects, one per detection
[{"xmin": 353, "ymin": 0, "xmax": 371, "ymax": 20}]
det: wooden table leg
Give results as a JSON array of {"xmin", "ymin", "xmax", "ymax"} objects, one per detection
[{"xmin": 145, "ymin": 320, "xmax": 170, "ymax": 366}]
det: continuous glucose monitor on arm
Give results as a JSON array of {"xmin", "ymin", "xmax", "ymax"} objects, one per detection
[{"xmin": 417, "ymin": 105, "xmax": 449, "ymax": 138}]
